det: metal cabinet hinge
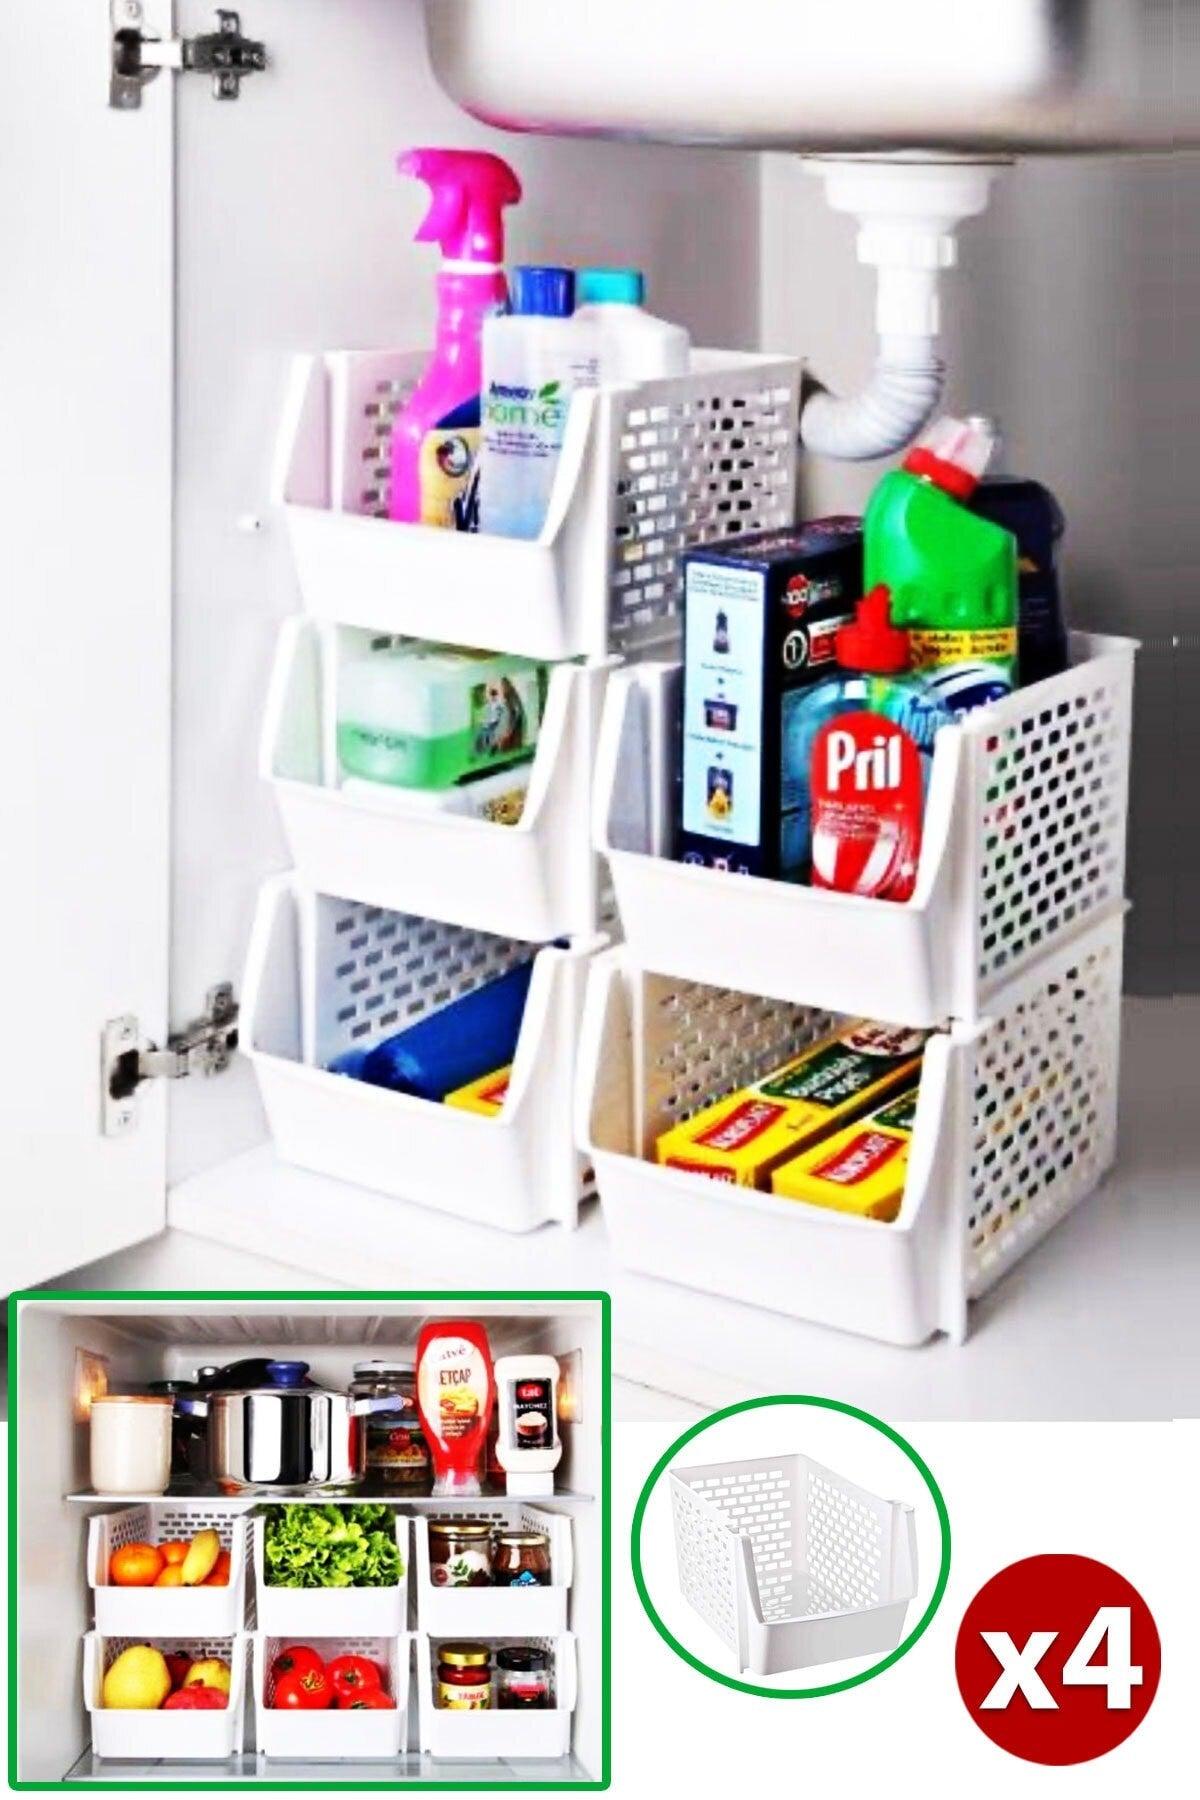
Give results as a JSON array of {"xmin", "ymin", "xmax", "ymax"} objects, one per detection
[
  {"xmin": 102, "ymin": 983, "xmax": 240, "ymax": 1136},
  {"xmin": 110, "ymin": 4, "xmax": 266, "ymax": 109}
]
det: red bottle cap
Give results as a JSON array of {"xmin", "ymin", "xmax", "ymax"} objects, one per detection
[
  {"xmin": 835, "ymin": 587, "xmax": 912, "ymax": 675},
  {"xmin": 901, "ymin": 445, "xmax": 978, "ymax": 501}
]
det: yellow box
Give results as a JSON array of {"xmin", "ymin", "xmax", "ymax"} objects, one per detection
[
  {"xmin": 444, "ymin": 1065, "xmax": 512, "ymax": 1117},
  {"xmin": 770, "ymin": 1086, "xmax": 919, "ymax": 1221},
  {"xmin": 655, "ymin": 1021, "xmax": 926, "ymax": 1189}
]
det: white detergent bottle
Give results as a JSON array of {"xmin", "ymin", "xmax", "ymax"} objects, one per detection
[
  {"xmin": 573, "ymin": 267, "xmax": 690, "ymax": 382},
  {"xmin": 479, "ymin": 265, "xmax": 598, "ymax": 540}
]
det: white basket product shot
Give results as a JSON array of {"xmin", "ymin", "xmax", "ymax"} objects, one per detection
[
  {"xmin": 87, "ymin": 1505, "xmax": 249, "ymax": 1638},
  {"xmin": 83, "ymin": 1633, "xmax": 248, "ymax": 1762},
  {"xmin": 242, "ymin": 874, "xmax": 600, "ymax": 1230},
  {"xmin": 594, "ymin": 634, "xmax": 1135, "ymax": 1026},
  {"xmin": 274, "ymin": 348, "xmax": 800, "ymax": 662},
  {"xmin": 253, "ymin": 1509, "xmax": 409, "ymax": 1639},
  {"xmin": 577, "ymin": 911, "xmax": 1125, "ymax": 1344},
  {"xmin": 253, "ymin": 1634, "xmax": 410, "ymax": 1761},
  {"xmin": 417, "ymin": 1634, "xmax": 576, "ymax": 1761},
  {"xmin": 413, "ymin": 1507, "xmax": 571, "ymax": 1636},
  {"xmin": 670, "ymin": 1453, "xmax": 917, "ymax": 1677},
  {"xmin": 261, "ymin": 619, "xmax": 610, "ymax": 943}
]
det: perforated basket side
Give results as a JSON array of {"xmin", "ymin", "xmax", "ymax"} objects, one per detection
[
  {"xmin": 674, "ymin": 1462, "xmax": 798, "ymax": 1624},
  {"xmin": 970, "ymin": 634, "xmax": 1133, "ymax": 998},
  {"xmin": 639, "ymin": 972, "xmax": 840, "ymax": 1154},
  {"xmin": 799, "ymin": 1464, "xmax": 889, "ymax": 1618},
  {"xmin": 966, "ymin": 914, "xmax": 1124, "ymax": 1297},
  {"xmin": 669, "ymin": 1475, "xmax": 741, "ymax": 1652},
  {"xmin": 308, "ymin": 891, "xmax": 536, "ymax": 1068},
  {"xmin": 605, "ymin": 358, "xmax": 800, "ymax": 659}
]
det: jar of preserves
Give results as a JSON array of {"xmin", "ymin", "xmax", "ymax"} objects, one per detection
[
  {"xmin": 429, "ymin": 1519, "xmax": 494, "ymax": 1587},
  {"xmin": 496, "ymin": 1645, "xmax": 550, "ymax": 1709},
  {"xmin": 490, "ymin": 1528, "xmax": 551, "ymax": 1587},
  {"xmin": 351, "ymin": 1359, "xmax": 429, "ymax": 1488},
  {"xmin": 437, "ymin": 1643, "xmax": 492, "ymax": 1710}
]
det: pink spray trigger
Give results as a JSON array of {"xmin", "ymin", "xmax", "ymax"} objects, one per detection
[{"xmin": 398, "ymin": 147, "xmax": 522, "ymax": 264}]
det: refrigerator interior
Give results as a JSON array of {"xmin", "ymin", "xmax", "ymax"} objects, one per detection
[{"xmin": 13, "ymin": 1297, "xmax": 605, "ymax": 1784}]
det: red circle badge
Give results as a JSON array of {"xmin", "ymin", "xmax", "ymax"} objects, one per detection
[{"xmin": 955, "ymin": 1554, "xmax": 1161, "ymax": 1766}]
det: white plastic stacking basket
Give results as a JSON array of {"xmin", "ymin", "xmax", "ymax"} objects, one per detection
[
  {"xmin": 253, "ymin": 1511, "xmax": 409, "ymax": 1638},
  {"xmin": 670, "ymin": 1453, "xmax": 917, "ymax": 1676},
  {"xmin": 87, "ymin": 1504, "xmax": 249, "ymax": 1637},
  {"xmin": 83, "ymin": 1632, "xmax": 248, "ymax": 1761},
  {"xmin": 261, "ymin": 620, "xmax": 610, "ymax": 942},
  {"xmin": 594, "ymin": 634, "xmax": 1135, "ymax": 1025},
  {"xmin": 578, "ymin": 910, "xmax": 1125, "ymax": 1344},
  {"xmin": 417, "ymin": 1633, "xmax": 576, "ymax": 1760},
  {"xmin": 413, "ymin": 1506, "xmax": 571, "ymax": 1636},
  {"xmin": 273, "ymin": 348, "xmax": 800, "ymax": 661},
  {"xmin": 242, "ymin": 874, "xmax": 599, "ymax": 1230},
  {"xmin": 253, "ymin": 1633, "xmax": 410, "ymax": 1760}
]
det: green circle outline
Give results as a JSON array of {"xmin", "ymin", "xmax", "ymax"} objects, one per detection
[{"xmin": 630, "ymin": 1393, "xmax": 951, "ymax": 1699}]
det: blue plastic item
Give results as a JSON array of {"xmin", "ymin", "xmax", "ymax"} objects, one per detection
[
  {"xmin": 577, "ymin": 267, "xmax": 645, "ymax": 306},
  {"xmin": 512, "ymin": 264, "xmax": 575, "ymax": 317},
  {"xmin": 969, "ymin": 473, "xmax": 1068, "ymax": 686},
  {"xmin": 329, "ymin": 959, "xmax": 535, "ymax": 1101}
]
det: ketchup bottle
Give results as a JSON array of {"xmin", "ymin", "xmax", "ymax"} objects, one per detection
[{"xmin": 415, "ymin": 1320, "xmax": 495, "ymax": 1496}]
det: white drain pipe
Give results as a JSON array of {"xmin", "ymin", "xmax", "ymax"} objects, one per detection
[{"xmin": 799, "ymin": 158, "xmax": 1005, "ymax": 461}]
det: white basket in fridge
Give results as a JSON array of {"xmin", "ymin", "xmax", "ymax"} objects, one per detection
[
  {"xmin": 253, "ymin": 1510, "xmax": 409, "ymax": 1638},
  {"xmin": 417, "ymin": 1634, "xmax": 576, "ymax": 1761},
  {"xmin": 87, "ymin": 1504, "xmax": 250, "ymax": 1638},
  {"xmin": 413, "ymin": 1506, "xmax": 571, "ymax": 1635},
  {"xmin": 261, "ymin": 618, "xmax": 610, "ymax": 942},
  {"xmin": 253, "ymin": 1633, "xmax": 410, "ymax": 1760},
  {"xmin": 577, "ymin": 911, "xmax": 1125, "ymax": 1345},
  {"xmin": 272, "ymin": 347, "xmax": 800, "ymax": 661},
  {"xmin": 594, "ymin": 633, "xmax": 1135, "ymax": 1026},
  {"xmin": 242, "ymin": 873, "xmax": 599, "ymax": 1230},
  {"xmin": 671, "ymin": 1453, "xmax": 917, "ymax": 1677},
  {"xmin": 83, "ymin": 1632, "xmax": 248, "ymax": 1761}
]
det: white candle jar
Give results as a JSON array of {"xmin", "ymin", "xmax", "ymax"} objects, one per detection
[{"xmin": 89, "ymin": 1395, "xmax": 173, "ymax": 1495}]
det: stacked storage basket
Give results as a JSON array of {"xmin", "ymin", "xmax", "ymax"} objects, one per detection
[
  {"xmin": 82, "ymin": 1505, "xmax": 252, "ymax": 1762},
  {"xmin": 246, "ymin": 346, "xmax": 802, "ymax": 1227},
  {"xmin": 577, "ymin": 617, "xmax": 1136, "ymax": 1341},
  {"xmin": 410, "ymin": 1504, "xmax": 577, "ymax": 1759}
]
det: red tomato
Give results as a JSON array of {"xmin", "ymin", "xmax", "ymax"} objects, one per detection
[
  {"xmin": 337, "ymin": 1688, "xmax": 395, "ymax": 1710},
  {"xmin": 272, "ymin": 1667, "xmax": 333, "ymax": 1711},
  {"xmin": 326, "ymin": 1654, "xmax": 383, "ymax": 1702},
  {"xmin": 270, "ymin": 1645, "xmax": 325, "ymax": 1684}
]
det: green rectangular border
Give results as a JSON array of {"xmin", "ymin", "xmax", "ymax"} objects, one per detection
[{"xmin": 8, "ymin": 1289, "xmax": 611, "ymax": 1792}]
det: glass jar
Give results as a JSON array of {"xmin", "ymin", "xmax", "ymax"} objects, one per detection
[
  {"xmin": 496, "ymin": 1645, "xmax": 550, "ymax": 1709},
  {"xmin": 351, "ymin": 1359, "xmax": 429, "ymax": 1488},
  {"xmin": 491, "ymin": 1529, "xmax": 551, "ymax": 1588},
  {"xmin": 429, "ymin": 1519, "xmax": 493, "ymax": 1588},
  {"xmin": 437, "ymin": 1643, "xmax": 492, "ymax": 1710}
]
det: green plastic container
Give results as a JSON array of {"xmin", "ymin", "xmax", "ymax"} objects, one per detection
[
  {"xmin": 337, "ymin": 639, "xmax": 547, "ymax": 789},
  {"xmin": 864, "ymin": 417, "xmax": 1018, "ymax": 713}
]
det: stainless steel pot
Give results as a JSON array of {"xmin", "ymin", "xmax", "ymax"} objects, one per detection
[{"xmin": 180, "ymin": 1362, "xmax": 393, "ymax": 1493}]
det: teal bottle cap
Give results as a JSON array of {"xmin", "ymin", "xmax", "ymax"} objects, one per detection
[{"xmin": 577, "ymin": 267, "xmax": 645, "ymax": 306}]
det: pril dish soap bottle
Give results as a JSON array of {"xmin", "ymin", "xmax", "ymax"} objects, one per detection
[
  {"xmin": 388, "ymin": 148, "xmax": 522, "ymax": 530},
  {"xmin": 807, "ymin": 588, "xmax": 955, "ymax": 903},
  {"xmin": 865, "ymin": 416, "xmax": 1018, "ymax": 714}
]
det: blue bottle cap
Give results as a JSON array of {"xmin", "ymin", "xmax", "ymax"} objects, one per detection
[
  {"xmin": 577, "ymin": 267, "xmax": 645, "ymax": 306},
  {"xmin": 511, "ymin": 264, "xmax": 575, "ymax": 317}
]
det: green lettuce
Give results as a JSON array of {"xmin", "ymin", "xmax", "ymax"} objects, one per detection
[{"xmin": 262, "ymin": 1502, "xmax": 404, "ymax": 1589}]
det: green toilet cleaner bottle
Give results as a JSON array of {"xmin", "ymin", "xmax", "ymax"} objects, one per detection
[{"xmin": 864, "ymin": 416, "xmax": 1019, "ymax": 715}]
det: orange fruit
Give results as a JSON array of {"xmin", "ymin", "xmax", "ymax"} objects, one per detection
[
  {"xmin": 158, "ymin": 1541, "xmax": 188, "ymax": 1566},
  {"xmin": 155, "ymin": 1565, "xmax": 184, "ymax": 1587},
  {"xmin": 110, "ymin": 1543, "xmax": 165, "ymax": 1587},
  {"xmin": 203, "ymin": 1549, "xmax": 232, "ymax": 1587}
]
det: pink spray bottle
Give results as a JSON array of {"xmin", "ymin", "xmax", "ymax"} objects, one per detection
[{"xmin": 388, "ymin": 148, "xmax": 522, "ymax": 530}]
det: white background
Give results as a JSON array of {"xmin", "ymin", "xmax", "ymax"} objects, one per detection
[
  {"xmin": 635, "ymin": 1400, "xmax": 944, "ymax": 1689},
  {"xmin": 3, "ymin": 1419, "xmax": 1194, "ymax": 1794}
]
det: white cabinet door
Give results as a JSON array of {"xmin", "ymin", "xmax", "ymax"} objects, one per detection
[{"xmin": 0, "ymin": 0, "xmax": 173, "ymax": 1288}]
